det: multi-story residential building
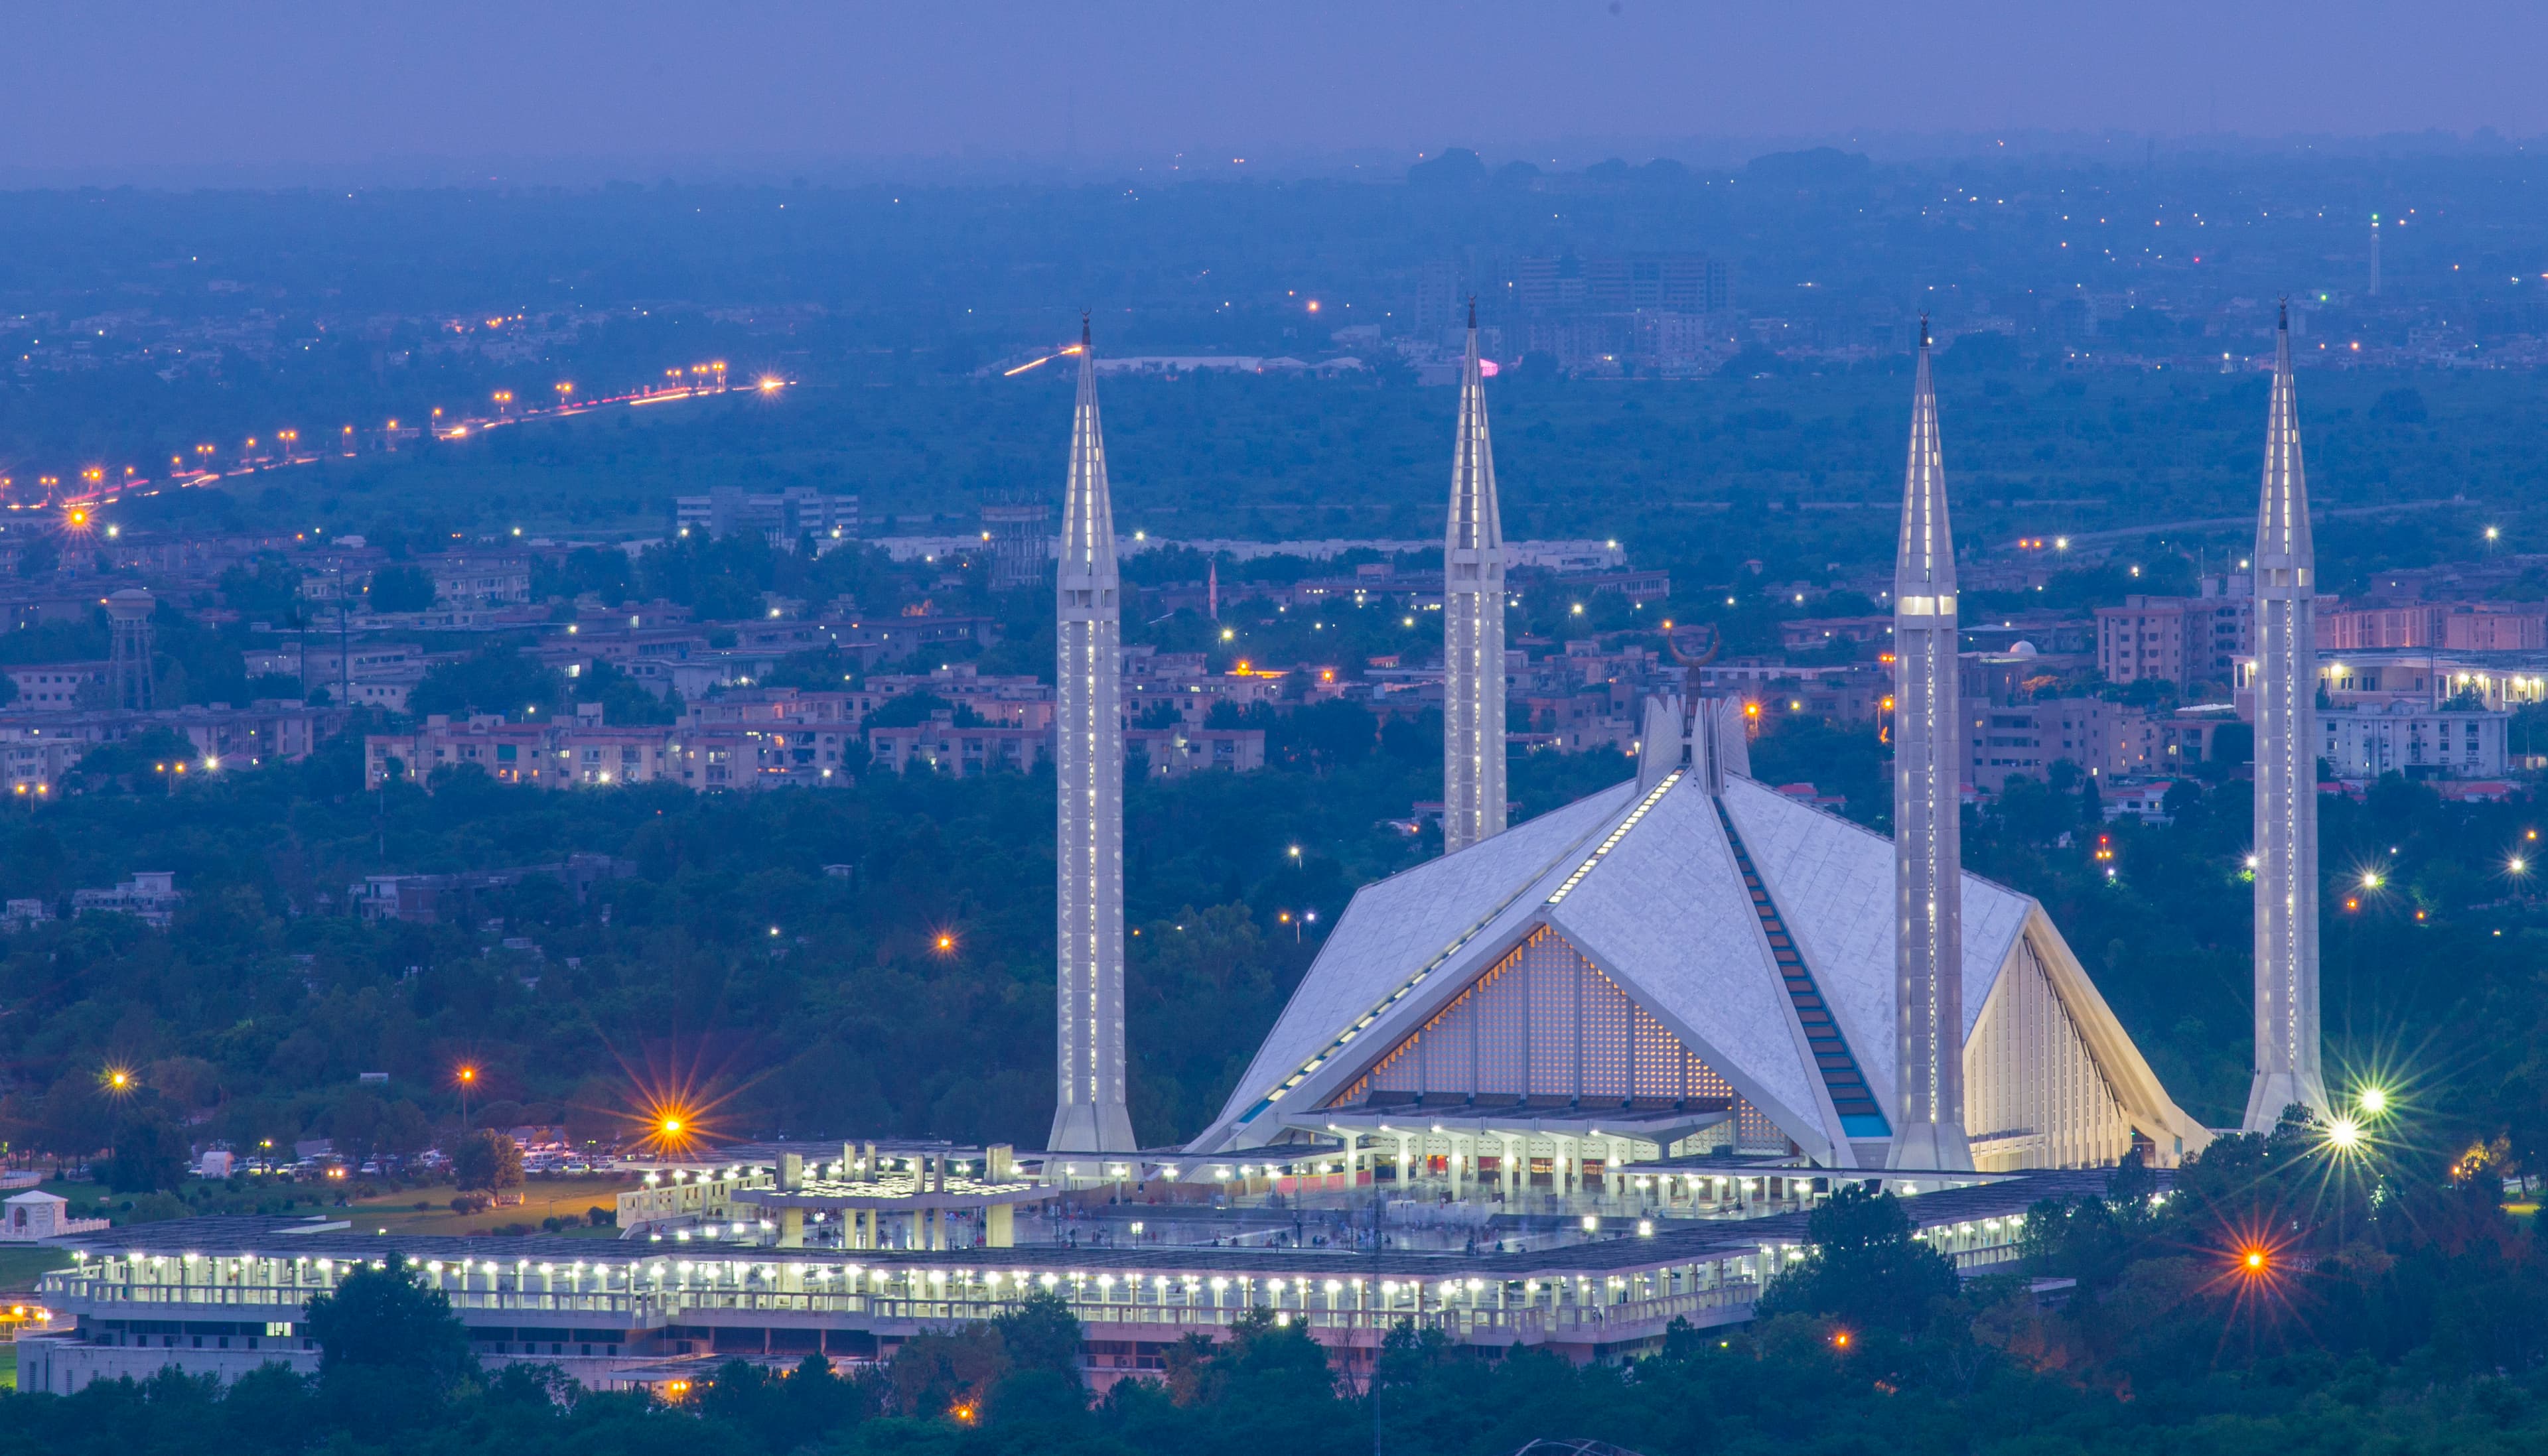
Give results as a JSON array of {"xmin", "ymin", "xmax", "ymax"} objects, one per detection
[
  {"xmin": 2320, "ymin": 701, "xmax": 2509, "ymax": 780},
  {"xmin": 0, "ymin": 701, "xmax": 343, "ymax": 795},
  {"xmin": 672, "ymin": 724, "xmax": 860, "ymax": 789},
  {"xmin": 2320, "ymin": 602, "xmax": 2548, "ymax": 652},
  {"xmin": 1963, "ymin": 697, "xmax": 2119, "ymax": 792},
  {"xmin": 370, "ymin": 716, "xmax": 559, "ymax": 785},
  {"xmin": 369, "ymin": 710, "xmax": 860, "ymax": 793},
  {"xmin": 0, "ymin": 731, "xmax": 86, "ymax": 798},
  {"xmin": 1514, "ymin": 253, "xmax": 1729, "ymax": 314},
  {"xmin": 561, "ymin": 728, "xmax": 683, "ymax": 786},
  {"xmin": 674, "ymin": 486, "xmax": 861, "ymax": 548},
  {"xmin": 1125, "ymin": 727, "xmax": 1267, "ymax": 777},
  {"xmin": 70, "ymin": 872, "xmax": 182, "ymax": 927},
  {"xmin": 1780, "ymin": 616, "xmax": 1891, "ymax": 652},
  {"xmin": 2095, "ymin": 586, "xmax": 2256, "ymax": 690},
  {"xmin": 867, "ymin": 717, "xmax": 1052, "ymax": 777},
  {"xmin": 1699, "ymin": 658, "xmax": 1892, "ymax": 724},
  {"xmin": 5, "ymin": 662, "xmax": 108, "ymax": 710},
  {"xmin": 424, "ymin": 553, "xmax": 535, "ymax": 606},
  {"xmin": 350, "ymin": 854, "xmax": 633, "ymax": 923}
]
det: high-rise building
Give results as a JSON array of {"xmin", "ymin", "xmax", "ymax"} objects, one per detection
[
  {"xmin": 2246, "ymin": 304, "xmax": 2328, "ymax": 1131},
  {"xmin": 981, "ymin": 497, "xmax": 1051, "ymax": 592},
  {"xmin": 1889, "ymin": 322, "xmax": 1974, "ymax": 1174},
  {"xmin": 2095, "ymin": 592, "xmax": 2255, "ymax": 689},
  {"xmin": 674, "ymin": 486, "xmax": 860, "ymax": 549},
  {"xmin": 1048, "ymin": 320, "xmax": 1137, "ymax": 1158},
  {"xmin": 1443, "ymin": 301, "xmax": 1508, "ymax": 855}
]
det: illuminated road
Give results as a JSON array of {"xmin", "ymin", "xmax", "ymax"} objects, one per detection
[{"xmin": 42, "ymin": 371, "xmax": 790, "ymax": 515}]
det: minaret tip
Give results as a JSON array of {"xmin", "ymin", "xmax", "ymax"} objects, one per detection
[
  {"xmin": 2277, "ymin": 297, "xmax": 2288, "ymax": 332},
  {"xmin": 1918, "ymin": 312, "xmax": 1930, "ymax": 351},
  {"xmin": 1081, "ymin": 311, "xmax": 1092, "ymax": 348},
  {"xmin": 1468, "ymin": 295, "xmax": 1477, "ymax": 330}
]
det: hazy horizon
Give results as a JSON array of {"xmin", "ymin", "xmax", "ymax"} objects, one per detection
[{"xmin": 4, "ymin": 1, "xmax": 2542, "ymax": 186}]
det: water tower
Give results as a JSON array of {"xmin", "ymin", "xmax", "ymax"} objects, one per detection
[{"xmin": 105, "ymin": 588, "xmax": 155, "ymax": 711}]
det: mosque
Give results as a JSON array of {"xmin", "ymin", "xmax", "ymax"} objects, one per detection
[
  {"xmin": 18, "ymin": 308, "xmax": 2332, "ymax": 1395},
  {"xmin": 1048, "ymin": 301, "xmax": 2329, "ymax": 1189}
]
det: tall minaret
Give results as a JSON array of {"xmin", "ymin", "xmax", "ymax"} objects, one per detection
[
  {"xmin": 1443, "ymin": 298, "xmax": 1508, "ymax": 854},
  {"xmin": 2245, "ymin": 302, "xmax": 2327, "ymax": 1132},
  {"xmin": 1049, "ymin": 318, "xmax": 1137, "ymax": 1156},
  {"xmin": 2368, "ymin": 214, "xmax": 2382, "ymax": 298},
  {"xmin": 1888, "ymin": 320, "xmax": 1973, "ymax": 1174}
]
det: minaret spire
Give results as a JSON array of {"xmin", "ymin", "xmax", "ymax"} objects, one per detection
[
  {"xmin": 2245, "ymin": 300, "xmax": 2327, "ymax": 1130},
  {"xmin": 1049, "ymin": 317, "xmax": 1137, "ymax": 1156},
  {"xmin": 1888, "ymin": 317, "xmax": 1973, "ymax": 1173},
  {"xmin": 1443, "ymin": 295, "xmax": 1507, "ymax": 854}
]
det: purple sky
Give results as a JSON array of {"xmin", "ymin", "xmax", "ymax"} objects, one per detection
[{"xmin": 7, "ymin": 1, "xmax": 2541, "ymax": 178}]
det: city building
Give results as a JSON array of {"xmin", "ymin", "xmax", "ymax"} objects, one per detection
[
  {"xmin": 868, "ymin": 718, "xmax": 1052, "ymax": 776},
  {"xmin": 1125, "ymin": 726, "xmax": 1267, "ymax": 777},
  {"xmin": 1514, "ymin": 253, "xmax": 1729, "ymax": 314},
  {"xmin": 18, "ymin": 1168, "xmax": 2119, "ymax": 1394},
  {"xmin": 3, "ymin": 1191, "xmax": 107, "ymax": 1243},
  {"xmin": 2319, "ymin": 701, "xmax": 2509, "ymax": 779},
  {"xmin": 1965, "ymin": 697, "xmax": 2117, "ymax": 793},
  {"xmin": 70, "ymin": 872, "xmax": 182, "ymax": 927},
  {"xmin": 350, "ymin": 854, "xmax": 633, "ymax": 924},
  {"xmin": 2320, "ymin": 602, "xmax": 2548, "ymax": 653},
  {"xmin": 423, "ymin": 553, "xmax": 535, "ymax": 606},
  {"xmin": 2095, "ymin": 587, "xmax": 2253, "ymax": 690},
  {"xmin": 5, "ymin": 662, "xmax": 109, "ymax": 710},
  {"xmin": 675, "ymin": 487, "xmax": 861, "ymax": 549}
]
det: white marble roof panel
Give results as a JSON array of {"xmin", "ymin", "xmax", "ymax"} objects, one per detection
[
  {"xmin": 1717, "ymin": 775, "xmax": 2033, "ymax": 1106},
  {"xmin": 1199, "ymin": 781, "xmax": 1639, "ymax": 1140},
  {"xmin": 1544, "ymin": 777, "xmax": 1829, "ymax": 1136}
]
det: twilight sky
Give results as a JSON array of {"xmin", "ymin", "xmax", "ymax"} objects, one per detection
[{"xmin": 5, "ymin": 1, "xmax": 2541, "ymax": 180}]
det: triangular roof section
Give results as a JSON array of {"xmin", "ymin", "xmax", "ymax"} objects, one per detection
[
  {"xmin": 1190, "ymin": 757, "xmax": 2209, "ymax": 1163},
  {"xmin": 1722, "ymin": 773, "xmax": 2207, "ymax": 1155},
  {"xmin": 1190, "ymin": 779, "xmax": 1640, "ymax": 1152},
  {"xmin": 1541, "ymin": 775, "xmax": 1845, "ymax": 1161},
  {"xmin": 1719, "ymin": 773, "xmax": 2030, "ymax": 1108}
]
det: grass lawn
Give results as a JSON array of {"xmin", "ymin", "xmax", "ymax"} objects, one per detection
[
  {"xmin": 1, "ymin": 1340, "xmax": 16, "ymax": 1391},
  {"xmin": 336, "ymin": 1176, "xmax": 640, "ymax": 1240},
  {"xmin": 0, "ymin": 1247, "xmax": 73, "ymax": 1295}
]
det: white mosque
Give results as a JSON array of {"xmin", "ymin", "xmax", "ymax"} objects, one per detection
[{"xmin": 1045, "ymin": 303, "xmax": 2334, "ymax": 1191}]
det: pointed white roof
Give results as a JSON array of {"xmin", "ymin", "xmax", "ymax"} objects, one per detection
[
  {"xmin": 1544, "ymin": 778, "xmax": 1831, "ymax": 1142},
  {"xmin": 1200, "ymin": 781, "xmax": 1637, "ymax": 1148},
  {"xmin": 1189, "ymin": 765, "xmax": 2200, "ymax": 1161},
  {"xmin": 2254, "ymin": 303, "xmax": 2312, "ymax": 570},
  {"xmin": 1720, "ymin": 775, "xmax": 2032, "ymax": 1106},
  {"xmin": 1896, "ymin": 324, "xmax": 1955, "ymax": 595},
  {"xmin": 1062, "ymin": 319, "xmax": 1117, "ymax": 582},
  {"xmin": 1449, "ymin": 306, "xmax": 1502, "ymax": 558}
]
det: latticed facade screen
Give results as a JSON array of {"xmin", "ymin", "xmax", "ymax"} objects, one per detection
[
  {"xmin": 1963, "ymin": 934, "xmax": 2133, "ymax": 1171},
  {"xmin": 1328, "ymin": 927, "xmax": 1780, "ymax": 1150}
]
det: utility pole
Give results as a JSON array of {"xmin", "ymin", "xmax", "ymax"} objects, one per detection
[
  {"xmin": 1370, "ymin": 1179, "xmax": 1385, "ymax": 1455},
  {"xmin": 338, "ymin": 576, "xmax": 350, "ymax": 709}
]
